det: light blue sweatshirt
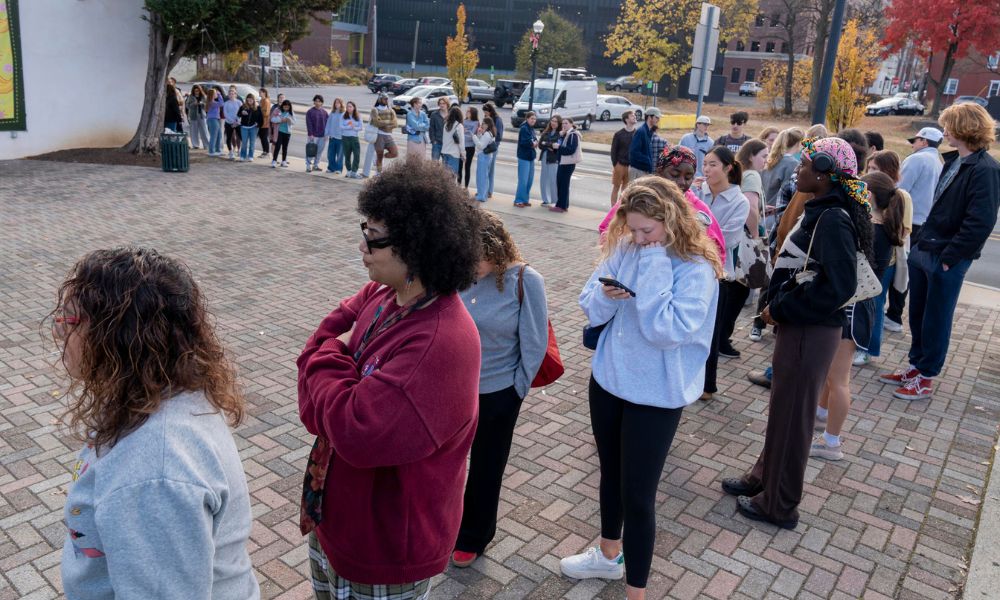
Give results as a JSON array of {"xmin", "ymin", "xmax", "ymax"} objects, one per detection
[
  {"xmin": 406, "ymin": 108, "xmax": 430, "ymax": 143},
  {"xmin": 324, "ymin": 111, "xmax": 344, "ymax": 139},
  {"xmin": 579, "ymin": 241, "xmax": 719, "ymax": 408},
  {"xmin": 61, "ymin": 391, "xmax": 259, "ymax": 600},
  {"xmin": 222, "ymin": 99, "xmax": 242, "ymax": 125}
]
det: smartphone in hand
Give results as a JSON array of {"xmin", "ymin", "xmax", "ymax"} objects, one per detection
[{"xmin": 598, "ymin": 277, "xmax": 637, "ymax": 297}]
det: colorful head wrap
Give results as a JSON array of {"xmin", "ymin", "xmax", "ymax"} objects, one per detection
[
  {"xmin": 801, "ymin": 136, "xmax": 871, "ymax": 212},
  {"xmin": 656, "ymin": 144, "xmax": 697, "ymax": 172}
]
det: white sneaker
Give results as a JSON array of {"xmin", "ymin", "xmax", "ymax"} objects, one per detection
[
  {"xmin": 749, "ymin": 326, "xmax": 763, "ymax": 342},
  {"xmin": 883, "ymin": 318, "xmax": 903, "ymax": 333},
  {"xmin": 228, "ymin": 152, "xmax": 234, "ymax": 160},
  {"xmin": 810, "ymin": 437, "xmax": 844, "ymax": 461},
  {"xmin": 271, "ymin": 160, "xmax": 277, "ymax": 168},
  {"xmin": 559, "ymin": 547, "xmax": 624, "ymax": 580},
  {"xmin": 281, "ymin": 161, "xmax": 289, "ymax": 167},
  {"xmin": 852, "ymin": 350, "xmax": 870, "ymax": 366}
]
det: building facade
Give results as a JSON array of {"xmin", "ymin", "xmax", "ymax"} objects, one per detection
[
  {"xmin": 719, "ymin": 0, "xmax": 814, "ymax": 94},
  {"xmin": 925, "ymin": 50, "xmax": 1000, "ymax": 106}
]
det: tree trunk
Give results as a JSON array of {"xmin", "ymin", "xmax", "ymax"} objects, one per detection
[
  {"xmin": 930, "ymin": 43, "xmax": 957, "ymax": 118},
  {"xmin": 783, "ymin": 37, "xmax": 796, "ymax": 114},
  {"xmin": 124, "ymin": 13, "xmax": 186, "ymax": 155},
  {"xmin": 808, "ymin": 0, "xmax": 834, "ymax": 116}
]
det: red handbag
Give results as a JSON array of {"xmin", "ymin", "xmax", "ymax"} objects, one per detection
[{"xmin": 517, "ymin": 265, "xmax": 564, "ymax": 387}]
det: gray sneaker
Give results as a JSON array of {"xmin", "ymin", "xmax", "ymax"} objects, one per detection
[{"xmin": 810, "ymin": 437, "xmax": 844, "ymax": 461}]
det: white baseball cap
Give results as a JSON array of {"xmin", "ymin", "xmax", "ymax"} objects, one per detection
[
  {"xmin": 696, "ymin": 115, "xmax": 712, "ymax": 125},
  {"xmin": 908, "ymin": 127, "xmax": 943, "ymax": 143}
]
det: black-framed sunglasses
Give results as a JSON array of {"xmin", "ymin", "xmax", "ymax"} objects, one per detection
[{"xmin": 361, "ymin": 222, "xmax": 392, "ymax": 253}]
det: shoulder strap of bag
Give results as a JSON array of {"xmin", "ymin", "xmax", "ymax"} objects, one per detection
[
  {"xmin": 517, "ymin": 264, "xmax": 528, "ymax": 305},
  {"xmin": 801, "ymin": 210, "xmax": 829, "ymax": 267}
]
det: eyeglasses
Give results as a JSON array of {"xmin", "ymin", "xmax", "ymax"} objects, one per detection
[
  {"xmin": 361, "ymin": 222, "xmax": 392, "ymax": 253},
  {"xmin": 52, "ymin": 312, "xmax": 81, "ymax": 339}
]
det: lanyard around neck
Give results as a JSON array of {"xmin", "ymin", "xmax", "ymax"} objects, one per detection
[{"xmin": 353, "ymin": 291, "xmax": 437, "ymax": 361}]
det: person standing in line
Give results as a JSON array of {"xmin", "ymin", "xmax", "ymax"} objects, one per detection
[
  {"xmin": 482, "ymin": 103, "xmax": 504, "ymax": 198},
  {"xmin": 441, "ymin": 106, "xmax": 465, "ymax": 175},
  {"xmin": 864, "ymin": 131, "xmax": 884, "ymax": 152},
  {"xmin": 305, "ymin": 95, "xmax": 329, "ymax": 173},
  {"xmin": 405, "ymin": 97, "xmax": 430, "ymax": 160},
  {"xmin": 169, "ymin": 77, "xmax": 188, "ymax": 134},
  {"xmin": 458, "ymin": 106, "xmax": 480, "ymax": 188},
  {"xmin": 879, "ymin": 104, "xmax": 999, "ymax": 400},
  {"xmin": 297, "ymin": 160, "xmax": 482, "ymax": 600},
  {"xmin": 627, "ymin": 108, "xmax": 661, "ymax": 180},
  {"xmin": 205, "ymin": 88, "xmax": 224, "ymax": 157},
  {"xmin": 340, "ymin": 101, "xmax": 362, "ymax": 178},
  {"xmin": 237, "ymin": 94, "xmax": 262, "ymax": 162},
  {"xmin": 325, "ymin": 98, "xmax": 345, "ymax": 174},
  {"xmin": 564, "ymin": 179, "xmax": 721, "ymax": 598},
  {"xmin": 552, "ymin": 117, "xmax": 582, "ymax": 213},
  {"xmin": 759, "ymin": 126, "xmax": 779, "ymax": 152},
  {"xmin": 184, "ymin": 85, "xmax": 209, "ymax": 150},
  {"xmin": 452, "ymin": 213, "xmax": 549, "ymax": 568},
  {"xmin": 736, "ymin": 139, "xmax": 769, "ymax": 343},
  {"xmin": 721, "ymin": 136, "xmax": 866, "ymax": 530},
  {"xmin": 270, "ymin": 99, "xmax": 294, "ymax": 168},
  {"xmin": 429, "ymin": 97, "xmax": 449, "ymax": 162},
  {"xmin": 222, "ymin": 88, "xmax": 242, "ymax": 161},
  {"xmin": 472, "ymin": 117, "xmax": 497, "ymax": 202},
  {"xmin": 610, "ymin": 110, "xmax": 638, "ymax": 203},
  {"xmin": 55, "ymin": 247, "xmax": 259, "ymax": 600},
  {"xmin": 883, "ymin": 127, "xmax": 944, "ymax": 333},
  {"xmin": 761, "ymin": 128, "xmax": 806, "ymax": 207},
  {"xmin": 537, "ymin": 116, "xmax": 563, "ymax": 206},
  {"xmin": 678, "ymin": 115, "xmax": 714, "ymax": 177},
  {"xmin": 369, "ymin": 93, "xmax": 399, "ymax": 176},
  {"xmin": 164, "ymin": 83, "xmax": 182, "ymax": 133},
  {"xmin": 697, "ymin": 146, "xmax": 750, "ymax": 401},
  {"xmin": 257, "ymin": 88, "xmax": 271, "ymax": 158},
  {"xmin": 514, "ymin": 112, "xmax": 538, "ymax": 207},
  {"xmin": 269, "ymin": 93, "xmax": 284, "ymax": 150},
  {"xmin": 716, "ymin": 111, "xmax": 751, "ymax": 152}
]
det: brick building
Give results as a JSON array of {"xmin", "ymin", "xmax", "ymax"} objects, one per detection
[
  {"xmin": 719, "ymin": 0, "xmax": 814, "ymax": 94},
  {"xmin": 925, "ymin": 50, "xmax": 1000, "ymax": 106}
]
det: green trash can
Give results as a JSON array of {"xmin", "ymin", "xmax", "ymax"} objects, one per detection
[{"xmin": 160, "ymin": 132, "xmax": 190, "ymax": 172}]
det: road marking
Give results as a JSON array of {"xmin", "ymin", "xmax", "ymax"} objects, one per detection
[{"xmin": 965, "ymin": 281, "xmax": 1000, "ymax": 292}]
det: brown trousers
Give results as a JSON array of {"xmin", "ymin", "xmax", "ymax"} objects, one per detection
[
  {"xmin": 611, "ymin": 163, "xmax": 630, "ymax": 204},
  {"xmin": 744, "ymin": 323, "xmax": 840, "ymax": 522}
]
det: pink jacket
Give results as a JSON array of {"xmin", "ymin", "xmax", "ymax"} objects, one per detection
[{"xmin": 598, "ymin": 188, "xmax": 727, "ymax": 264}]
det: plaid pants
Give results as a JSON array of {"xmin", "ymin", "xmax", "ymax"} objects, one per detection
[{"xmin": 308, "ymin": 533, "xmax": 432, "ymax": 600}]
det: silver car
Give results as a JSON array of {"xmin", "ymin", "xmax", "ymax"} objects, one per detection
[{"xmin": 465, "ymin": 79, "xmax": 493, "ymax": 103}]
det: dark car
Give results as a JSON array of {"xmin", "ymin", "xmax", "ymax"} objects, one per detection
[
  {"xmin": 493, "ymin": 79, "xmax": 529, "ymax": 108},
  {"xmin": 604, "ymin": 76, "xmax": 643, "ymax": 93},
  {"xmin": 389, "ymin": 78, "xmax": 418, "ymax": 95},
  {"xmin": 368, "ymin": 74, "xmax": 402, "ymax": 93},
  {"xmin": 865, "ymin": 96, "xmax": 925, "ymax": 116}
]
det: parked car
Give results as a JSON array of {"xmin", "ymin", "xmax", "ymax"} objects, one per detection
[
  {"xmin": 954, "ymin": 95, "xmax": 988, "ymax": 107},
  {"xmin": 389, "ymin": 78, "xmax": 418, "ymax": 95},
  {"xmin": 417, "ymin": 76, "xmax": 451, "ymax": 87},
  {"xmin": 865, "ymin": 96, "xmax": 925, "ymax": 116},
  {"xmin": 739, "ymin": 81, "xmax": 762, "ymax": 96},
  {"xmin": 190, "ymin": 82, "xmax": 258, "ymax": 103},
  {"xmin": 391, "ymin": 86, "xmax": 460, "ymax": 115},
  {"xmin": 604, "ymin": 76, "xmax": 643, "ymax": 93},
  {"xmin": 493, "ymin": 79, "xmax": 529, "ymax": 108},
  {"xmin": 512, "ymin": 69, "xmax": 598, "ymax": 130},
  {"xmin": 368, "ymin": 74, "xmax": 402, "ymax": 93},
  {"xmin": 465, "ymin": 79, "xmax": 493, "ymax": 103},
  {"xmin": 595, "ymin": 95, "xmax": 643, "ymax": 121}
]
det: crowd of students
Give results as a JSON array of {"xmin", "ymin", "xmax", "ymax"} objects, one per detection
[{"xmin": 57, "ymin": 96, "xmax": 998, "ymax": 599}]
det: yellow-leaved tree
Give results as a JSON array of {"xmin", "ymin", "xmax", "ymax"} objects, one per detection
[
  {"xmin": 758, "ymin": 58, "xmax": 812, "ymax": 114},
  {"xmin": 604, "ymin": 0, "xmax": 756, "ymax": 99},
  {"xmin": 445, "ymin": 4, "xmax": 479, "ymax": 103},
  {"xmin": 826, "ymin": 20, "xmax": 881, "ymax": 131}
]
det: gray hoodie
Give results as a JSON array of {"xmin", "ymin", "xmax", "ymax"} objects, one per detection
[{"xmin": 61, "ymin": 391, "xmax": 259, "ymax": 600}]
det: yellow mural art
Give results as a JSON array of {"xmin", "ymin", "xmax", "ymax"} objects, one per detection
[{"xmin": 0, "ymin": 0, "xmax": 26, "ymax": 130}]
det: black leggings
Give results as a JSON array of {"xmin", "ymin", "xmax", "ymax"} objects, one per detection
[
  {"xmin": 455, "ymin": 386, "xmax": 523, "ymax": 554},
  {"xmin": 272, "ymin": 131, "xmax": 290, "ymax": 162},
  {"xmin": 224, "ymin": 123, "xmax": 240, "ymax": 151},
  {"xmin": 458, "ymin": 146, "xmax": 476, "ymax": 187},
  {"xmin": 589, "ymin": 376, "xmax": 683, "ymax": 588},
  {"xmin": 704, "ymin": 280, "xmax": 749, "ymax": 393},
  {"xmin": 258, "ymin": 127, "xmax": 270, "ymax": 154},
  {"xmin": 556, "ymin": 163, "xmax": 576, "ymax": 209}
]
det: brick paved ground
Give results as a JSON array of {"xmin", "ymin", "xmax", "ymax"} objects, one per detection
[{"xmin": 2, "ymin": 159, "xmax": 998, "ymax": 600}]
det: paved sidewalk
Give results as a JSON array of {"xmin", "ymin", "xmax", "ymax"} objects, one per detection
[{"xmin": 2, "ymin": 159, "xmax": 999, "ymax": 600}]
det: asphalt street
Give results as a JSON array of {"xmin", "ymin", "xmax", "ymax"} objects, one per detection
[{"xmin": 194, "ymin": 82, "xmax": 1000, "ymax": 289}]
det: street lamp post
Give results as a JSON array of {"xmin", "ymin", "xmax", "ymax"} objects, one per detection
[{"xmin": 528, "ymin": 19, "xmax": 544, "ymax": 112}]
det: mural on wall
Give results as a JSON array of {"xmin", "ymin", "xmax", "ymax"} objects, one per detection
[{"xmin": 0, "ymin": 0, "xmax": 26, "ymax": 131}]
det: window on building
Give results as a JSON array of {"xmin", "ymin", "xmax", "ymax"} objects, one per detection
[
  {"xmin": 731, "ymin": 68, "xmax": 741, "ymax": 83},
  {"xmin": 751, "ymin": 41, "xmax": 760, "ymax": 52},
  {"xmin": 944, "ymin": 78, "xmax": 959, "ymax": 95},
  {"xmin": 989, "ymin": 80, "xmax": 1000, "ymax": 98},
  {"xmin": 736, "ymin": 40, "xmax": 745, "ymax": 51},
  {"xmin": 781, "ymin": 42, "xmax": 789, "ymax": 53},
  {"xmin": 746, "ymin": 68, "xmax": 756, "ymax": 82},
  {"xmin": 771, "ymin": 13, "xmax": 781, "ymax": 26},
  {"xmin": 766, "ymin": 41, "xmax": 775, "ymax": 52},
  {"xmin": 755, "ymin": 14, "xmax": 765, "ymax": 26}
]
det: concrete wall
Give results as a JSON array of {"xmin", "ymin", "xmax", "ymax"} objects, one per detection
[{"xmin": 0, "ymin": 0, "xmax": 148, "ymax": 160}]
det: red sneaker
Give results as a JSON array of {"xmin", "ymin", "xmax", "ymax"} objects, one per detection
[
  {"xmin": 451, "ymin": 550, "xmax": 478, "ymax": 568},
  {"xmin": 893, "ymin": 375, "xmax": 933, "ymax": 400},
  {"xmin": 878, "ymin": 366, "xmax": 919, "ymax": 385}
]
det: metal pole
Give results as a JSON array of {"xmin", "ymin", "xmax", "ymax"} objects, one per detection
[
  {"xmin": 695, "ymin": 5, "xmax": 716, "ymax": 118},
  {"xmin": 812, "ymin": 0, "xmax": 848, "ymax": 126},
  {"xmin": 549, "ymin": 69, "xmax": 559, "ymax": 118},
  {"xmin": 410, "ymin": 21, "xmax": 419, "ymax": 78},
  {"xmin": 260, "ymin": 51, "xmax": 266, "ymax": 90},
  {"xmin": 528, "ymin": 47, "xmax": 537, "ymax": 112},
  {"xmin": 372, "ymin": 0, "xmax": 378, "ymax": 73}
]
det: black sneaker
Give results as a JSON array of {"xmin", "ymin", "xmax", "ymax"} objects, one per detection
[{"xmin": 718, "ymin": 343, "xmax": 741, "ymax": 359}]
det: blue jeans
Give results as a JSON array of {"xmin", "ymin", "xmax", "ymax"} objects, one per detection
[
  {"xmin": 207, "ymin": 119, "xmax": 222, "ymax": 154},
  {"xmin": 866, "ymin": 264, "xmax": 895, "ymax": 357},
  {"xmin": 443, "ymin": 154, "xmax": 460, "ymax": 174},
  {"xmin": 240, "ymin": 126, "xmax": 257, "ymax": 159},
  {"xmin": 487, "ymin": 152, "xmax": 497, "ymax": 195},
  {"xmin": 475, "ymin": 152, "xmax": 492, "ymax": 200},
  {"xmin": 327, "ymin": 138, "xmax": 343, "ymax": 172},
  {"xmin": 431, "ymin": 143, "xmax": 442, "ymax": 161},
  {"xmin": 906, "ymin": 247, "xmax": 973, "ymax": 377},
  {"xmin": 164, "ymin": 122, "xmax": 178, "ymax": 132},
  {"xmin": 515, "ymin": 158, "xmax": 534, "ymax": 204}
]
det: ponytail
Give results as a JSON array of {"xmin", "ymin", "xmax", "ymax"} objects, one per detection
[{"xmin": 862, "ymin": 172, "xmax": 906, "ymax": 246}]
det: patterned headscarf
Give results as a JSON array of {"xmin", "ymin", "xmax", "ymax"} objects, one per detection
[
  {"xmin": 656, "ymin": 144, "xmax": 697, "ymax": 172},
  {"xmin": 801, "ymin": 136, "xmax": 871, "ymax": 212}
]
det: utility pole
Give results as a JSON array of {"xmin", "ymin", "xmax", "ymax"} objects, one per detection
[
  {"xmin": 371, "ymin": 0, "xmax": 378, "ymax": 73},
  {"xmin": 410, "ymin": 21, "xmax": 420, "ymax": 78},
  {"xmin": 811, "ymin": 0, "xmax": 848, "ymax": 126}
]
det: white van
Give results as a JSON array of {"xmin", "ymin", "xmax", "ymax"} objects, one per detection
[{"xmin": 511, "ymin": 68, "xmax": 598, "ymax": 130}]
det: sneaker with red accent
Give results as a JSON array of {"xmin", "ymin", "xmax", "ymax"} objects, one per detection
[
  {"xmin": 878, "ymin": 366, "xmax": 919, "ymax": 385},
  {"xmin": 451, "ymin": 550, "xmax": 478, "ymax": 568},
  {"xmin": 893, "ymin": 375, "xmax": 933, "ymax": 400}
]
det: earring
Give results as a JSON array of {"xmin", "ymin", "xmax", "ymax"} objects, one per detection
[{"xmin": 817, "ymin": 176, "xmax": 822, "ymax": 180}]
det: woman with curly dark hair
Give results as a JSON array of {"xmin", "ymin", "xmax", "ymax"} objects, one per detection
[
  {"xmin": 452, "ymin": 212, "xmax": 549, "ymax": 569},
  {"xmin": 54, "ymin": 247, "xmax": 258, "ymax": 599},
  {"xmin": 297, "ymin": 157, "xmax": 483, "ymax": 599}
]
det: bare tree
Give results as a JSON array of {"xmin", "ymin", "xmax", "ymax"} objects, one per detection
[{"xmin": 764, "ymin": 0, "xmax": 813, "ymax": 114}]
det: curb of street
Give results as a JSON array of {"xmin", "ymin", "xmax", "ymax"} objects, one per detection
[
  {"xmin": 965, "ymin": 439, "xmax": 1000, "ymax": 599},
  {"xmin": 958, "ymin": 281, "xmax": 1000, "ymax": 310}
]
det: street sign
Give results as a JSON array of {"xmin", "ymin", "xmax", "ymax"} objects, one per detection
[
  {"xmin": 259, "ymin": 45, "xmax": 270, "ymax": 58},
  {"xmin": 270, "ymin": 53, "xmax": 283, "ymax": 68},
  {"xmin": 690, "ymin": 3, "xmax": 720, "ymax": 110},
  {"xmin": 691, "ymin": 23, "xmax": 720, "ymax": 71}
]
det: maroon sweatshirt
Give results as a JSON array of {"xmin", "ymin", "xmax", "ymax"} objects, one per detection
[{"xmin": 297, "ymin": 282, "xmax": 480, "ymax": 584}]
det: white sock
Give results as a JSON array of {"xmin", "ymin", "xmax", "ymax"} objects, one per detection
[
  {"xmin": 816, "ymin": 407, "xmax": 828, "ymax": 419},
  {"xmin": 823, "ymin": 431, "xmax": 841, "ymax": 447}
]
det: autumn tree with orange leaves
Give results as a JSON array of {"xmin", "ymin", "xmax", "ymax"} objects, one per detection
[{"xmin": 445, "ymin": 4, "xmax": 479, "ymax": 102}]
